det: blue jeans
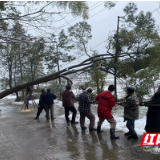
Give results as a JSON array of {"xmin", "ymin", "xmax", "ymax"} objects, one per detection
[{"xmin": 126, "ymin": 119, "xmax": 137, "ymax": 135}]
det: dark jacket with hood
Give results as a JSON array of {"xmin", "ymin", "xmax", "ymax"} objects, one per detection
[
  {"xmin": 121, "ymin": 93, "xmax": 139, "ymax": 120},
  {"xmin": 39, "ymin": 92, "xmax": 45, "ymax": 107},
  {"xmin": 144, "ymin": 92, "xmax": 160, "ymax": 132}
]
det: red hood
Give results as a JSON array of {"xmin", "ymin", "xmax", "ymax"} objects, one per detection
[{"xmin": 99, "ymin": 91, "xmax": 113, "ymax": 99}]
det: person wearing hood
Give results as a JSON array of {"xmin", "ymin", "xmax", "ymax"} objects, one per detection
[
  {"xmin": 116, "ymin": 87, "xmax": 139, "ymax": 140},
  {"xmin": 96, "ymin": 85, "xmax": 119, "ymax": 139},
  {"xmin": 140, "ymin": 86, "xmax": 160, "ymax": 132}
]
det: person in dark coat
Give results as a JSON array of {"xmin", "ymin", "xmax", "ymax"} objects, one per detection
[
  {"xmin": 26, "ymin": 87, "xmax": 32, "ymax": 97},
  {"xmin": 96, "ymin": 85, "xmax": 119, "ymax": 139},
  {"xmin": 43, "ymin": 89, "xmax": 56, "ymax": 120},
  {"xmin": 62, "ymin": 85, "xmax": 78, "ymax": 124},
  {"xmin": 141, "ymin": 86, "xmax": 160, "ymax": 132},
  {"xmin": 24, "ymin": 87, "xmax": 32, "ymax": 109},
  {"xmin": 79, "ymin": 88, "xmax": 97, "ymax": 131},
  {"xmin": 34, "ymin": 89, "xmax": 46, "ymax": 120},
  {"xmin": 116, "ymin": 87, "xmax": 139, "ymax": 140}
]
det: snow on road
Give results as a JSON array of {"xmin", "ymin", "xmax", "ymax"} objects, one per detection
[{"xmin": 1, "ymin": 94, "xmax": 148, "ymax": 136}]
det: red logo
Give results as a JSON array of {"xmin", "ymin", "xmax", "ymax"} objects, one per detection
[{"xmin": 141, "ymin": 133, "xmax": 160, "ymax": 146}]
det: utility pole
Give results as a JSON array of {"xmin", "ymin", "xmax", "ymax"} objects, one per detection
[{"xmin": 114, "ymin": 16, "xmax": 120, "ymax": 101}]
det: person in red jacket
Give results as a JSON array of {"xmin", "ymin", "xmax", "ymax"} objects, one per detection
[{"xmin": 96, "ymin": 85, "xmax": 119, "ymax": 139}]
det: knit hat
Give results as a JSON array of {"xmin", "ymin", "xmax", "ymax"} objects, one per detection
[
  {"xmin": 86, "ymin": 87, "xmax": 93, "ymax": 93},
  {"xmin": 127, "ymin": 87, "xmax": 135, "ymax": 94}
]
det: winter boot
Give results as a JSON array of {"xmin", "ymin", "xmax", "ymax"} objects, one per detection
[
  {"xmin": 97, "ymin": 126, "xmax": 103, "ymax": 134},
  {"xmin": 124, "ymin": 131, "xmax": 132, "ymax": 136},
  {"xmin": 89, "ymin": 128, "xmax": 97, "ymax": 131},
  {"xmin": 128, "ymin": 134, "xmax": 138, "ymax": 140},
  {"xmin": 81, "ymin": 126, "xmax": 87, "ymax": 130},
  {"xmin": 71, "ymin": 121, "xmax": 79, "ymax": 125},
  {"xmin": 110, "ymin": 128, "xmax": 119, "ymax": 139},
  {"xmin": 66, "ymin": 120, "xmax": 71, "ymax": 124}
]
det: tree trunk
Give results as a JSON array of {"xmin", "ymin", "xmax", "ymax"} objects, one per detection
[
  {"xmin": 0, "ymin": 66, "xmax": 88, "ymax": 99},
  {"xmin": 15, "ymin": 91, "xmax": 20, "ymax": 102},
  {"xmin": 8, "ymin": 62, "xmax": 13, "ymax": 89}
]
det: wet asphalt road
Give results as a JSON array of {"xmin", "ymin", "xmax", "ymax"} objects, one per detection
[{"xmin": 0, "ymin": 103, "xmax": 159, "ymax": 160}]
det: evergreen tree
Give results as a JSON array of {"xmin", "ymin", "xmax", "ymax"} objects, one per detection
[{"xmin": 45, "ymin": 29, "xmax": 75, "ymax": 98}]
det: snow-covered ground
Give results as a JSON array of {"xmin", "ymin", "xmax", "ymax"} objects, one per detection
[
  {"xmin": 71, "ymin": 73, "xmax": 128, "ymax": 99},
  {"xmin": 0, "ymin": 94, "xmax": 63, "ymax": 105}
]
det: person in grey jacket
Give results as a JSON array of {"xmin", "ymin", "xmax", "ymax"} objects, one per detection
[{"xmin": 116, "ymin": 87, "xmax": 139, "ymax": 140}]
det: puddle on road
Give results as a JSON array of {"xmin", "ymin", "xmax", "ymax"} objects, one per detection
[{"xmin": 0, "ymin": 104, "xmax": 159, "ymax": 160}]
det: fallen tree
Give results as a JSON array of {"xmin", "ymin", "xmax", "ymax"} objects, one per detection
[{"xmin": 0, "ymin": 53, "xmax": 127, "ymax": 99}]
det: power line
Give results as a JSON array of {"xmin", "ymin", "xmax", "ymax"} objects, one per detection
[
  {"xmin": 52, "ymin": 13, "xmax": 69, "ymax": 22},
  {"xmin": 57, "ymin": 2, "xmax": 105, "ymax": 30},
  {"xmin": 59, "ymin": 6, "xmax": 107, "ymax": 30},
  {"xmin": 35, "ymin": 1, "xmax": 105, "ymax": 35},
  {"xmin": 89, "ymin": 7, "xmax": 109, "ymax": 19},
  {"xmin": 58, "ymin": 1, "xmax": 160, "ymax": 32},
  {"xmin": 63, "ymin": 2, "xmax": 103, "ymax": 24},
  {"xmin": 87, "ymin": 2, "xmax": 105, "ymax": 13},
  {"xmin": 152, "ymin": 6, "xmax": 160, "ymax": 13},
  {"xmin": 91, "ymin": 2, "xmax": 160, "ymax": 51},
  {"xmin": 91, "ymin": 39, "xmax": 108, "ymax": 50},
  {"xmin": 65, "ymin": 2, "xmax": 105, "ymax": 25},
  {"xmin": 59, "ymin": 14, "xmax": 71, "ymax": 27}
]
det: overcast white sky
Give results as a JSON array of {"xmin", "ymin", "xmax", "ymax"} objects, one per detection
[
  {"xmin": 0, "ymin": 1, "xmax": 160, "ymax": 81},
  {"xmin": 2, "ymin": 1, "xmax": 159, "ymax": 74},
  {"xmin": 87, "ymin": 1, "xmax": 160, "ymax": 53},
  {"xmin": 27, "ymin": 1, "xmax": 160, "ymax": 56},
  {"xmin": 41, "ymin": 1, "xmax": 160, "ymax": 91}
]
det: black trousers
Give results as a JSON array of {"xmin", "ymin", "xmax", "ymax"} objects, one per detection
[
  {"xmin": 36, "ymin": 105, "xmax": 46, "ymax": 118},
  {"xmin": 64, "ymin": 107, "xmax": 77, "ymax": 122},
  {"xmin": 145, "ymin": 108, "xmax": 160, "ymax": 132}
]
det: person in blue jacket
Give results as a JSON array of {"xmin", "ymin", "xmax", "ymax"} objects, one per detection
[{"xmin": 43, "ymin": 89, "xmax": 57, "ymax": 120}]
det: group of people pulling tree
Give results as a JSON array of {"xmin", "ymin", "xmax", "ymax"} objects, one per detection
[{"xmin": 34, "ymin": 84, "xmax": 160, "ymax": 140}]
